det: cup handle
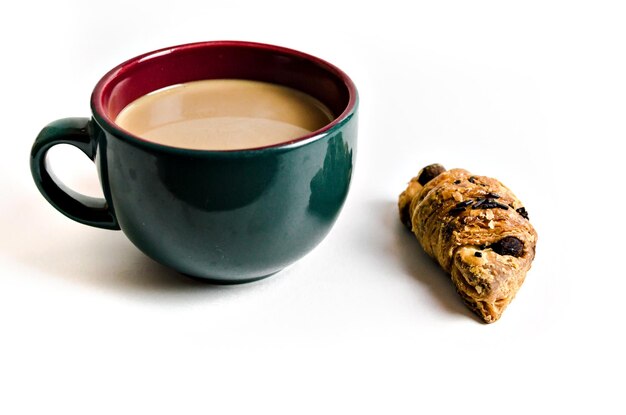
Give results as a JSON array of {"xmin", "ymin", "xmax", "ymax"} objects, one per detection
[{"xmin": 30, "ymin": 117, "xmax": 120, "ymax": 230}]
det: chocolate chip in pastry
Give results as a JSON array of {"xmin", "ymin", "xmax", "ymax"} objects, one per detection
[{"xmin": 398, "ymin": 164, "xmax": 538, "ymax": 323}]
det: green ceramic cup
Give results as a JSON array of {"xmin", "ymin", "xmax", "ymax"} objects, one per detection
[{"xmin": 31, "ymin": 41, "xmax": 358, "ymax": 283}]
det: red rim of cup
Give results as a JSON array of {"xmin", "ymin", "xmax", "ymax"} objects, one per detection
[{"xmin": 91, "ymin": 41, "xmax": 358, "ymax": 152}]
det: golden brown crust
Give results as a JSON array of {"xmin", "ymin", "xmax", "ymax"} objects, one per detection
[{"xmin": 398, "ymin": 165, "xmax": 538, "ymax": 323}]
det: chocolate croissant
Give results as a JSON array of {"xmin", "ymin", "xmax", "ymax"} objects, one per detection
[{"xmin": 398, "ymin": 164, "xmax": 537, "ymax": 323}]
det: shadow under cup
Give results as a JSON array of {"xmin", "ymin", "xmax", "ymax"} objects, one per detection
[{"xmin": 32, "ymin": 41, "xmax": 358, "ymax": 283}]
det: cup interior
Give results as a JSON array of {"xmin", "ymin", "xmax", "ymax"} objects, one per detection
[{"xmin": 92, "ymin": 41, "xmax": 357, "ymax": 147}]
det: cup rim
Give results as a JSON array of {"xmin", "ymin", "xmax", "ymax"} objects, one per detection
[{"xmin": 90, "ymin": 40, "xmax": 358, "ymax": 153}]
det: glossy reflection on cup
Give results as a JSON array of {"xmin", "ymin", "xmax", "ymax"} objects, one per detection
[{"xmin": 30, "ymin": 41, "xmax": 358, "ymax": 283}]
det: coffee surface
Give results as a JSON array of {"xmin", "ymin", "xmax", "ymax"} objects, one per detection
[{"xmin": 115, "ymin": 79, "xmax": 334, "ymax": 150}]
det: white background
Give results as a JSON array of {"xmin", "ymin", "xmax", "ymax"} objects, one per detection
[{"xmin": 1, "ymin": 1, "xmax": 624, "ymax": 413}]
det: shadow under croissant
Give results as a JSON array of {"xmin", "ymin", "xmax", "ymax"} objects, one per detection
[{"xmin": 390, "ymin": 205, "xmax": 483, "ymax": 323}]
